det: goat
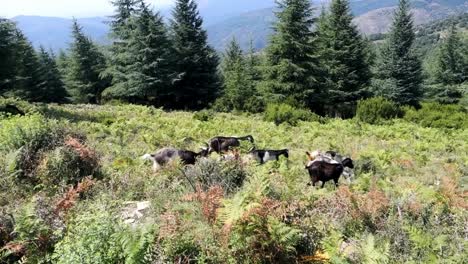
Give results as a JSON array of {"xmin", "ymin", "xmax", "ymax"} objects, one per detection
[
  {"xmin": 142, "ymin": 147, "xmax": 209, "ymax": 172},
  {"xmin": 306, "ymin": 151, "xmax": 340, "ymax": 166},
  {"xmin": 220, "ymin": 148, "xmax": 241, "ymax": 161},
  {"xmin": 207, "ymin": 135, "xmax": 254, "ymax": 154},
  {"xmin": 249, "ymin": 147, "xmax": 289, "ymax": 164},
  {"xmin": 305, "ymin": 152, "xmax": 355, "ymax": 188}
]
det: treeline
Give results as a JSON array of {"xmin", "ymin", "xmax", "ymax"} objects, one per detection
[{"xmin": 0, "ymin": 0, "xmax": 467, "ymax": 115}]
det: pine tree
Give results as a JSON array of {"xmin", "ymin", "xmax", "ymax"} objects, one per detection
[
  {"xmin": 261, "ymin": 0, "xmax": 321, "ymax": 109},
  {"xmin": 109, "ymin": 0, "xmax": 143, "ymax": 37},
  {"xmin": 67, "ymin": 20, "xmax": 109, "ymax": 103},
  {"xmin": 12, "ymin": 30, "xmax": 47, "ymax": 101},
  {"xmin": 104, "ymin": 3, "xmax": 174, "ymax": 104},
  {"xmin": 0, "ymin": 19, "xmax": 17, "ymax": 94},
  {"xmin": 170, "ymin": 0, "xmax": 220, "ymax": 110},
  {"xmin": 434, "ymin": 24, "xmax": 467, "ymax": 85},
  {"xmin": 426, "ymin": 24, "xmax": 466, "ymax": 104},
  {"xmin": 317, "ymin": 0, "xmax": 371, "ymax": 117},
  {"xmin": 217, "ymin": 38, "xmax": 254, "ymax": 111},
  {"xmin": 37, "ymin": 47, "xmax": 69, "ymax": 103},
  {"xmin": 105, "ymin": 0, "xmax": 143, "ymax": 98},
  {"xmin": 374, "ymin": 0, "xmax": 423, "ymax": 106}
]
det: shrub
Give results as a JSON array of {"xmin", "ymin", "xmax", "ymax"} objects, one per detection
[
  {"xmin": 36, "ymin": 137, "xmax": 100, "ymax": 187},
  {"xmin": 403, "ymin": 102, "xmax": 468, "ymax": 129},
  {"xmin": 0, "ymin": 97, "xmax": 37, "ymax": 117},
  {"xmin": 356, "ymin": 97, "xmax": 403, "ymax": 124},
  {"xmin": 185, "ymin": 159, "xmax": 247, "ymax": 194},
  {"xmin": 1, "ymin": 196, "xmax": 66, "ymax": 262},
  {"xmin": 52, "ymin": 205, "xmax": 124, "ymax": 264},
  {"xmin": 264, "ymin": 103, "xmax": 320, "ymax": 126},
  {"xmin": 193, "ymin": 109, "xmax": 215, "ymax": 122}
]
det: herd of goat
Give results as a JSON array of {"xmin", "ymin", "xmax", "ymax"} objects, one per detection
[{"xmin": 142, "ymin": 135, "xmax": 355, "ymax": 188}]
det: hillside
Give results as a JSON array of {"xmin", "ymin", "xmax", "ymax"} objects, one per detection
[
  {"xmin": 12, "ymin": 15, "xmax": 109, "ymax": 51},
  {"xmin": 9, "ymin": 0, "xmax": 468, "ymax": 51},
  {"xmin": 1, "ymin": 102, "xmax": 467, "ymax": 262},
  {"xmin": 208, "ymin": 0, "xmax": 468, "ymax": 50}
]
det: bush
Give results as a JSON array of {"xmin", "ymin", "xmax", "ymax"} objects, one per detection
[
  {"xmin": 264, "ymin": 103, "xmax": 320, "ymax": 126},
  {"xmin": 185, "ymin": 159, "xmax": 247, "ymax": 194},
  {"xmin": 1, "ymin": 196, "xmax": 66, "ymax": 262},
  {"xmin": 36, "ymin": 137, "xmax": 100, "ymax": 187},
  {"xmin": 0, "ymin": 115, "xmax": 100, "ymax": 188},
  {"xmin": 193, "ymin": 109, "xmax": 215, "ymax": 122},
  {"xmin": 356, "ymin": 97, "xmax": 403, "ymax": 124},
  {"xmin": 404, "ymin": 102, "xmax": 468, "ymax": 129},
  {"xmin": 52, "ymin": 205, "xmax": 124, "ymax": 264},
  {"xmin": 0, "ymin": 97, "xmax": 37, "ymax": 117}
]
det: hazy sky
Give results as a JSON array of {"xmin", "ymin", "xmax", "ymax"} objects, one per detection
[{"xmin": 0, "ymin": 0, "xmax": 177, "ymax": 18}]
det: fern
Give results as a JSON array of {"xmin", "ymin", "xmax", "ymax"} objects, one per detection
[
  {"xmin": 322, "ymin": 229, "xmax": 348, "ymax": 264},
  {"xmin": 218, "ymin": 173, "xmax": 270, "ymax": 229},
  {"xmin": 117, "ymin": 225, "xmax": 156, "ymax": 264},
  {"xmin": 405, "ymin": 226, "xmax": 446, "ymax": 263},
  {"xmin": 358, "ymin": 233, "xmax": 390, "ymax": 264},
  {"xmin": 267, "ymin": 216, "xmax": 301, "ymax": 253}
]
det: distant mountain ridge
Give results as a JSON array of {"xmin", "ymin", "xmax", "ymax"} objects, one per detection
[
  {"xmin": 9, "ymin": 0, "xmax": 468, "ymax": 52},
  {"xmin": 12, "ymin": 15, "xmax": 110, "ymax": 51}
]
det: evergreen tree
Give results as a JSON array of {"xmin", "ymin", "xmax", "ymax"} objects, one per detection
[
  {"xmin": 261, "ymin": 0, "xmax": 321, "ymax": 109},
  {"xmin": 67, "ymin": 20, "xmax": 109, "ymax": 103},
  {"xmin": 104, "ymin": 3, "xmax": 174, "ymax": 104},
  {"xmin": 12, "ymin": 30, "xmax": 47, "ymax": 101},
  {"xmin": 317, "ymin": 0, "xmax": 371, "ymax": 117},
  {"xmin": 217, "ymin": 38, "xmax": 254, "ymax": 111},
  {"xmin": 105, "ymin": 0, "xmax": 143, "ymax": 97},
  {"xmin": 37, "ymin": 47, "xmax": 69, "ymax": 103},
  {"xmin": 374, "ymin": 0, "xmax": 423, "ymax": 106},
  {"xmin": 434, "ymin": 24, "xmax": 467, "ymax": 85},
  {"xmin": 170, "ymin": 0, "xmax": 220, "ymax": 110},
  {"xmin": 0, "ymin": 19, "xmax": 17, "ymax": 94},
  {"xmin": 426, "ymin": 24, "xmax": 467, "ymax": 104},
  {"xmin": 109, "ymin": 0, "xmax": 143, "ymax": 36}
]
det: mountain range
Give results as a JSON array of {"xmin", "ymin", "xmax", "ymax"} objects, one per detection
[{"xmin": 8, "ymin": 0, "xmax": 468, "ymax": 52}]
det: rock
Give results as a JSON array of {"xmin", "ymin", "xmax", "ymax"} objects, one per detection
[{"xmin": 121, "ymin": 201, "xmax": 151, "ymax": 226}]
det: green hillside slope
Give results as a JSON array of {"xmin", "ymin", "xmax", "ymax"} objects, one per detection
[{"xmin": 1, "ymin": 103, "xmax": 466, "ymax": 262}]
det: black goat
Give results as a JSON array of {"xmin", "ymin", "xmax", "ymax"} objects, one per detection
[
  {"xmin": 207, "ymin": 135, "xmax": 254, "ymax": 154},
  {"xmin": 142, "ymin": 147, "xmax": 209, "ymax": 171},
  {"xmin": 305, "ymin": 157, "xmax": 354, "ymax": 188},
  {"xmin": 249, "ymin": 148, "xmax": 289, "ymax": 164}
]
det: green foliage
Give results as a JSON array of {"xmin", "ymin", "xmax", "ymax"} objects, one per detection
[
  {"xmin": 193, "ymin": 109, "xmax": 214, "ymax": 122},
  {"xmin": 404, "ymin": 102, "xmax": 468, "ymax": 129},
  {"xmin": 104, "ymin": 3, "xmax": 175, "ymax": 105},
  {"xmin": 169, "ymin": 0, "xmax": 220, "ymax": 110},
  {"xmin": 357, "ymin": 233, "xmax": 390, "ymax": 264},
  {"xmin": 1, "ymin": 102, "xmax": 467, "ymax": 263},
  {"xmin": 52, "ymin": 205, "xmax": 124, "ymax": 264},
  {"xmin": 356, "ymin": 97, "xmax": 403, "ymax": 124},
  {"xmin": 116, "ymin": 225, "xmax": 156, "ymax": 264},
  {"xmin": 264, "ymin": 103, "xmax": 321, "ymax": 126},
  {"xmin": 316, "ymin": 0, "xmax": 372, "ymax": 117},
  {"xmin": 0, "ymin": 97, "xmax": 37, "ymax": 117},
  {"xmin": 216, "ymin": 38, "xmax": 262, "ymax": 113},
  {"xmin": 185, "ymin": 158, "xmax": 247, "ymax": 194},
  {"xmin": 65, "ymin": 20, "xmax": 110, "ymax": 104},
  {"xmin": 36, "ymin": 141, "xmax": 100, "ymax": 187},
  {"xmin": 431, "ymin": 24, "xmax": 467, "ymax": 86},
  {"xmin": 0, "ymin": 19, "xmax": 18, "ymax": 94},
  {"xmin": 424, "ymin": 24, "xmax": 467, "ymax": 104},
  {"xmin": 37, "ymin": 47, "xmax": 69, "ymax": 103},
  {"xmin": 2, "ymin": 196, "xmax": 64, "ymax": 262},
  {"xmin": 261, "ymin": 0, "xmax": 322, "ymax": 110},
  {"xmin": 373, "ymin": 0, "xmax": 423, "ymax": 106},
  {"xmin": 9, "ymin": 31, "xmax": 48, "ymax": 102}
]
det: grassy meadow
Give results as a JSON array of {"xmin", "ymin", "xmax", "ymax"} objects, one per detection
[{"xmin": 0, "ymin": 103, "xmax": 467, "ymax": 263}]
